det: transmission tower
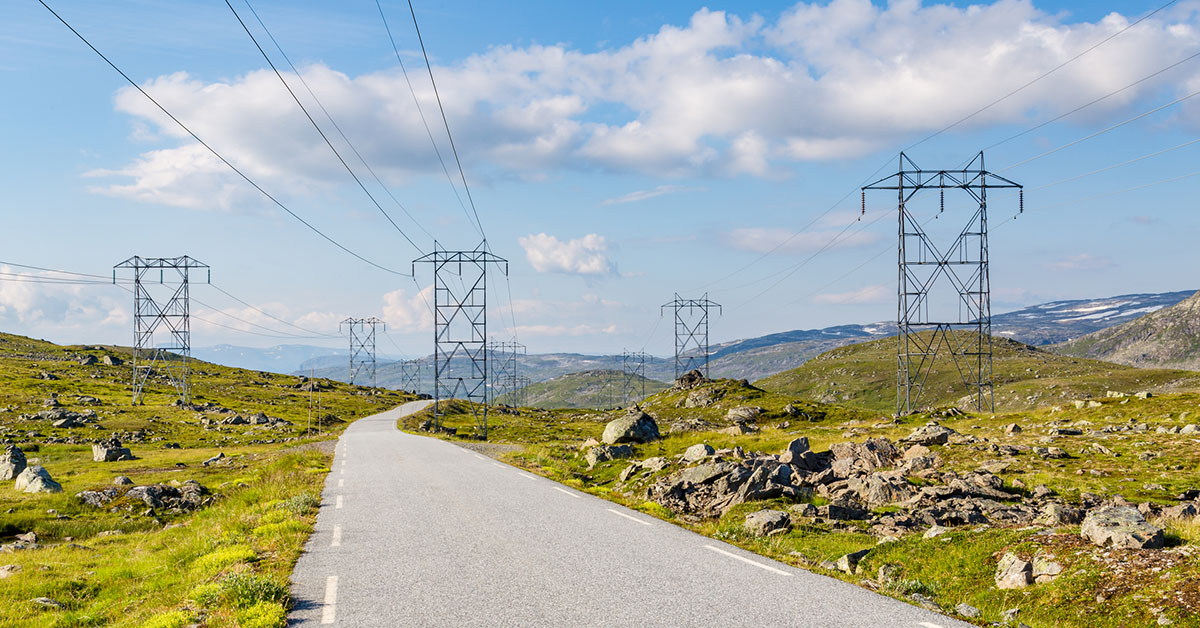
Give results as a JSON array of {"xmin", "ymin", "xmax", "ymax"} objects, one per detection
[
  {"xmin": 487, "ymin": 338, "xmax": 525, "ymax": 406},
  {"xmin": 862, "ymin": 151, "xmax": 1023, "ymax": 415},
  {"xmin": 513, "ymin": 375, "xmax": 532, "ymax": 407},
  {"xmin": 413, "ymin": 242, "xmax": 508, "ymax": 438},
  {"xmin": 661, "ymin": 294, "xmax": 721, "ymax": 379},
  {"xmin": 340, "ymin": 317, "xmax": 384, "ymax": 387},
  {"xmin": 400, "ymin": 358, "xmax": 423, "ymax": 394},
  {"xmin": 113, "ymin": 256, "xmax": 210, "ymax": 405},
  {"xmin": 621, "ymin": 350, "xmax": 648, "ymax": 405}
]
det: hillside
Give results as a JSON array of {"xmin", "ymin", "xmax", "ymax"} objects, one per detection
[
  {"xmin": 0, "ymin": 331, "xmax": 409, "ymax": 626},
  {"xmin": 1053, "ymin": 290, "xmax": 1200, "ymax": 369},
  {"xmin": 756, "ymin": 332, "xmax": 1200, "ymax": 414},
  {"xmin": 496, "ymin": 369, "xmax": 669, "ymax": 409}
]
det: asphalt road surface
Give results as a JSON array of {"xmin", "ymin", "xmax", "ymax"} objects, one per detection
[{"xmin": 288, "ymin": 401, "xmax": 970, "ymax": 627}]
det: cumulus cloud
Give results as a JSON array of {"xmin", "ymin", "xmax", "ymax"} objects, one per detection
[
  {"xmin": 519, "ymin": 233, "xmax": 615, "ymax": 275},
  {"xmin": 0, "ymin": 267, "xmax": 127, "ymax": 331},
  {"xmin": 725, "ymin": 226, "xmax": 879, "ymax": 253},
  {"xmin": 813, "ymin": 283, "xmax": 890, "ymax": 304},
  {"xmin": 514, "ymin": 323, "xmax": 620, "ymax": 337},
  {"xmin": 599, "ymin": 184, "xmax": 701, "ymax": 205},
  {"xmin": 381, "ymin": 284, "xmax": 434, "ymax": 333},
  {"xmin": 88, "ymin": 3, "xmax": 1200, "ymax": 205}
]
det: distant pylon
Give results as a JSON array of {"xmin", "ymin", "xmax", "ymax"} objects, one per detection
[
  {"xmin": 340, "ymin": 317, "xmax": 384, "ymax": 388},
  {"xmin": 400, "ymin": 358, "xmax": 423, "ymax": 394},
  {"xmin": 413, "ymin": 241, "xmax": 508, "ymax": 439},
  {"xmin": 487, "ymin": 338, "xmax": 525, "ymax": 406},
  {"xmin": 621, "ymin": 350, "xmax": 648, "ymax": 405},
  {"xmin": 113, "ymin": 256, "xmax": 209, "ymax": 405},
  {"xmin": 862, "ymin": 151, "xmax": 1023, "ymax": 414},
  {"xmin": 661, "ymin": 294, "xmax": 721, "ymax": 379}
]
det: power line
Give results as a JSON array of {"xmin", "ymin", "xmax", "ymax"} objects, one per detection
[
  {"xmin": 209, "ymin": 284, "xmax": 334, "ymax": 338},
  {"xmin": 240, "ymin": 0, "xmax": 436, "ymax": 244},
  {"xmin": 375, "ymin": 0, "xmax": 478, "ymax": 237},
  {"xmin": 37, "ymin": 0, "xmax": 409, "ymax": 277},
  {"xmin": 224, "ymin": 0, "xmax": 424, "ymax": 254},
  {"xmin": 194, "ymin": 297, "xmax": 336, "ymax": 339},
  {"xmin": 406, "ymin": 0, "xmax": 486, "ymax": 237}
]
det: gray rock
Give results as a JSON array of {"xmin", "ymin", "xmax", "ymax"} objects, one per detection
[
  {"xmin": 0, "ymin": 445, "xmax": 27, "ymax": 481},
  {"xmin": 92, "ymin": 437, "xmax": 134, "ymax": 462},
  {"xmin": 678, "ymin": 462, "xmax": 734, "ymax": 485},
  {"xmin": 113, "ymin": 476, "xmax": 133, "ymax": 486},
  {"xmin": 1081, "ymin": 506, "xmax": 1164, "ymax": 549},
  {"xmin": 31, "ymin": 597, "xmax": 62, "ymax": 608},
  {"xmin": 955, "ymin": 603, "xmax": 981, "ymax": 618},
  {"xmin": 1038, "ymin": 503, "xmax": 1084, "ymax": 526},
  {"xmin": 14, "ymin": 466, "xmax": 62, "ymax": 494},
  {"xmin": 1003, "ymin": 423, "xmax": 1022, "ymax": 434},
  {"xmin": 902, "ymin": 423, "xmax": 957, "ymax": 446},
  {"xmin": 924, "ymin": 525, "xmax": 949, "ymax": 539},
  {"xmin": 1162, "ymin": 503, "xmax": 1198, "ymax": 520},
  {"xmin": 1002, "ymin": 608, "xmax": 1020, "ymax": 624},
  {"xmin": 601, "ymin": 410, "xmax": 660, "ymax": 444},
  {"xmin": 681, "ymin": 443, "xmax": 714, "ymax": 463},
  {"xmin": 743, "ymin": 509, "xmax": 792, "ymax": 536},
  {"xmin": 585, "ymin": 445, "xmax": 634, "ymax": 468},
  {"xmin": 1032, "ymin": 555, "xmax": 1063, "ymax": 583},
  {"xmin": 995, "ymin": 552, "xmax": 1032, "ymax": 589},
  {"xmin": 0, "ymin": 564, "xmax": 21, "ymax": 579},
  {"xmin": 778, "ymin": 437, "xmax": 810, "ymax": 464},
  {"xmin": 202, "ymin": 452, "xmax": 226, "ymax": 466},
  {"xmin": 725, "ymin": 406, "xmax": 763, "ymax": 422},
  {"xmin": 101, "ymin": 355, "xmax": 121, "ymax": 366},
  {"xmin": 836, "ymin": 548, "xmax": 870, "ymax": 574}
]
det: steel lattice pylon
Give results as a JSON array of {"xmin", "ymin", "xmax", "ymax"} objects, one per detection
[
  {"xmin": 862, "ymin": 151, "xmax": 1023, "ymax": 415},
  {"xmin": 621, "ymin": 350, "xmax": 648, "ymax": 405},
  {"xmin": 340, "ymin": 317, "xmax": 384, "ymax": 388},
  {"xmin": 487, "ymin": 338, "xmax": 525, "ymax": 406},
  {"xmin": 661, "ymin": 294, "xmax": 721, "ymax": 379},
  {"xmin": 400, "ymin": 358, "xmax": 423, "ymax": 394},
  {"xmin": 113, "ymin": 256, "xmax": 210, "ymax": 405},
  {"xmin": 413, "ymin": 242, "xmax": 508, "ymax": 438},
  {"xmin": 512, "ymin": 375, "xmax": 532, "ymax": 407}
]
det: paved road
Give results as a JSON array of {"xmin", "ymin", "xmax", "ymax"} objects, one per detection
[{"xmin": 289, "ymin": 402, "xmax": 969, "ymax": 627}]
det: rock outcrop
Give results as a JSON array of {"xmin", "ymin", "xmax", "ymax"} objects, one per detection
[
  {"xmin": 1081, "ymin": 506, "xmax": 1164, "ymax": 549},
  {"xmin": 602, "ymin": 410, "xmax": 660, "ymax": 445},
  {"xmin": 0, "ymin": 445, "xmax": 27, "ymax": 481}
]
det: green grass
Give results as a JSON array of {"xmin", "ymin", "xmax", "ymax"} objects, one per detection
[
  {"xmin": 493, "ymin": 369, "xmax": 669, "ymax": 409},
  {"xmin": 0, "ymin": 331, "xmax": 412, "ymax": 626}
]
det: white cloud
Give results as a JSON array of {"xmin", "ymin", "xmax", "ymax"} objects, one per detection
[
  {"xmin": 0, "ymin": 267, "xmax": 127, "ymax": 331},
  {"xmin": 599, "ymin": 184, "xmax": 700, "ymax": 205},
  {"xmin": 518, "ymin": 233, "xmax": 615, "ymax": 275},
  {"xmin": 726, "ymin": 226, "xmax": 879, "ymax": 253},
  {"xmin": 381, "ymin": 284, "xmax": 434, "ymax": 333},
  {"xmin": 1048, "ymin": 253, "xmax": 1113, "ymax": 271},
  {"xmin": 514, "ymin": 323, "xmax": 620, "ymax": 337},
  {"xmin": 813, "ymin": 283, "xmax": 890, "ymax": 304},
  {"xmin": 89, "ymin": 3, "xmax": 1200, "ymax": 204}
]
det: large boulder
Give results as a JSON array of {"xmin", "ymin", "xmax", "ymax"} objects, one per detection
[
  {"xmin": 602, "ymin": 410, "xmax": 660, "ymax": 445},
  {"xmin": 994, "ymin": 552, "xmax": 1032, "ymax": 589},
  {"xmin": 673, "ymin": 369, "xmax": 710, "ymax": 390},
  {"xmin": 585, "ymin": 445, "xmax": 634, "ymax": 468},
  {"xmin": 902, "ymin": 423, "xmax": 958, "ymax": 446},
  {"xmin": 0, "ymin": 445, "xmax": 27, "ymax": 481},
  {"xmin": 1081, "ymin": 506, "xmax": 1164, "ymax": 549},
  {"xmin": 681, "ymin": 443, "xmax": 714, "ymax": 463},
  {"xmin": 830, "ymin": 438, "xmax": 900, "ymax": 476},
  {"xmin": 92, "ymin": 437, "xmax": 134, "ymax": 462},
  {"xmin": 14, "ymin": 465, "xmax": 62, "ymax": 494},
  {"xmin": 743, "ymin": 509, "xmax": 792, "ymax": 536}
]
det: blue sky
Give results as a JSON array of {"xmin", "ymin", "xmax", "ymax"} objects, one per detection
[{"xmin": 2, "ymin": 0, "xmax": 1199, "ymax": 359}]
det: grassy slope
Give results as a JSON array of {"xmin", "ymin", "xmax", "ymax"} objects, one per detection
[
  {"xmin": 755, "ymin": 333, "xmax": 1200, "ymax": 414},
  {"xmin": 495, "ymin": 370, "xmax": 669, "ymax": 409},
  {"xmin": 0, "ymin": 332, "xmax": 410, "ymax": 627},
  {"xmin": 413, "ymin": 369, "xmax": 1200, "ymax": 628}
]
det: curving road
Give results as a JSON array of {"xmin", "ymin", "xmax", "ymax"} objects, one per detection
[{"xmin": 288, "ymin": 401, "xmax": 969, "ymax": 627}]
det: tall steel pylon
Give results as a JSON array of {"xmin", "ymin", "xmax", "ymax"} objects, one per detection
[
  {"xmin": 413, "ymin": 242, "xmax": 508, "ymax": 438},
  {"xmin": 661, "ymin": 294, "xmax": 721, "ymax": 379},
  {"xmin": 862, "ymin": 151, "xmax": 1023, "ymax": 415},
  {"xmin": 340, "ymin": 317, "xmax": 384, "ymax": 387},
  {"xmin": 487, "ymin": 338, "xmax": 525, "ymax": 406},
  {"xmin": 113, "ymin": 256, "xmax": 210, "ymax": 405},
  {"xmin": 400, "ymin": 358, "xmax": 423, "ymax": 394},
  {"xmin": 513, "ymin": 375, "xmax": 532, "ymax": 407},
  {"xmin": 621, "ymin": 350, "xmax": 648, "ymax": 405}
]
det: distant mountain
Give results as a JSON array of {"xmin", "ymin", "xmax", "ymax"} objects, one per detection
[
  {"xmin": 496, "ymin": 369, "xmax": 669, "ymax": 409},
  {"xmin": 1053, "ymin": 290, "xmax": 1200, "ymax": 369},
  {"xmin": 288, "ymin": 290, "xmax": 1196, "ymax": 392},
  {"xmin": 191, "ymin": 344, "xmax": 345, "ymax": 374}
]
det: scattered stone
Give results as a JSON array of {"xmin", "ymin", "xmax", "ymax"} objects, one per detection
[
  {"xmin": 1002, "ymin": 608, "xmax": 1020, "ymax": 624},
  {"xmin": 1162, "ymin": 503, "xmax": 1198, "ymax": 520},
  {"xmin": 14, "ymin": 466, "xmax": 62, "ymax": 493},
  {"xmin": 1032, "ymin": 555, "xmax": 1063, "ymax": 583},
  {"xmin": 909, "ymin": 593, "xmax": 940, "ymax": 611},
  {"xmin": 1003, "ymin": 423, "xmax": 1022, "ymax": 434},
  {"xmin": 585, "ymin": 445, "xmax": 634, "ymax": 468},
  {"xmin": 681, "ymin": 443, "xmax": 714, "ymax": 463},
  {"xmin": 601, "ymin": 409, "xmax": 660, "ymax": 444},
  {"xmin": 1034, "ymin": 447, "xmax": 1069, "ymax": 459},
  {"xmin": 1136, "ymin": 392, "xmax": 1153, "ymax": 399},
  {"xmin": 719, "ymin": 423, "xmax": 756, "ymax": 436},
  {"xmin": 202, "ymin": 452, "xmax": 226, "ymax": 467},
  {"xmin": 725, "ymin": 406, "xmax": 763, "ymax": 422},
  {"xmin": 91, "ymin": 437, "xmax": 134, "ymax": 462},
  {"xmin": 836, "ymin": 548, "xmax": 870, "ymax": 574},
  {"xmin": 1, "ymin": 445, "xmax": 28, "ymax": 481},
  {"xmin": 1038, "ymin": 503, "xmax": 1084, "ymax": 526},
  {"xmin": 995, "ymin": 552, "xmax": 1033, "ymax": 589},
  {"xmin": 15, "ymin": 532, "xmax": 37, "ymax": 544},
  {"xmin": 101, "ymin": 355, "xmax": 121, "ymax": 366},
  {"xmin": 1081, "ymin": 506, "xmax": 1164, "ymax": 549},
  {"xmin": 876, "ymin": 563, "xmax": 901, "ymax": 585},
  {"xmin": 1180, "ymin": 424, "xmax": 1199, "ymax": 435},
  {"xmin": 743, "ymin": 509, "xmax": 792, "ymax": 536},
  {"xmin": 955, "ymin": 603, "xmax": 981, "ymax": 618},
  {"xmin": 31, "ymin": 597, "xmax": 62, "ymax": 608},
  {"xmin": 0, "ymin": 564, "xmax": 21, "ymax": 579},
  {"xmin": 778, "ymin": 437, "xmax": 810, "ymax": 463},
  {"xmin": 672, "ymin": 369, "xmax": 710, "ymax": 390},
  {"xmin": 901, "ymin": 423, "xmax": 957, "ymax": 446},
  {"xmin": 924, "ymin": 525, "xmax": 949, "ymax": 539}
]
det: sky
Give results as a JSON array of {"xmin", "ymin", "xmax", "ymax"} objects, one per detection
[{"xmin": 2, "ymin": 0, "xmax": 1199, "ymax": 359}]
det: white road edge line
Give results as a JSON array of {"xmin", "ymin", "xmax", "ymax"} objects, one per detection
[
  {"xmin": 492, "ymin": 462, "xmax": 506, "ymax": 469},
  {"xmin": 331, "ymin": 525, "xmax": 342, "ymax": 548},
  {"xmin": 703, "ymin": 544, "xmax": 793, "ymax": 577},
  {"xmin": 918, "ymin": 623, "xmax": 944, "ymax": 628},
  {"xmin": 320, "ymin": 575, "xmax": 338, "ymax": 624},
  {"xmin": 518, "ymin": 472, "xmax": 537, "ymax": 480},
  {"xmin": 606, "ymin": 508, "xmax": 652, "ymax": 526},
  {"xmin": 474, "ymin": 454, "xmax": 487, "ymax": 461},
  {"xmin": 552, "ymin": 487, "xmax": 582, "ymax": 499},
  {"xmin": 335, "ymin": 495, "xmax": 343, "ymax": 509}
]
